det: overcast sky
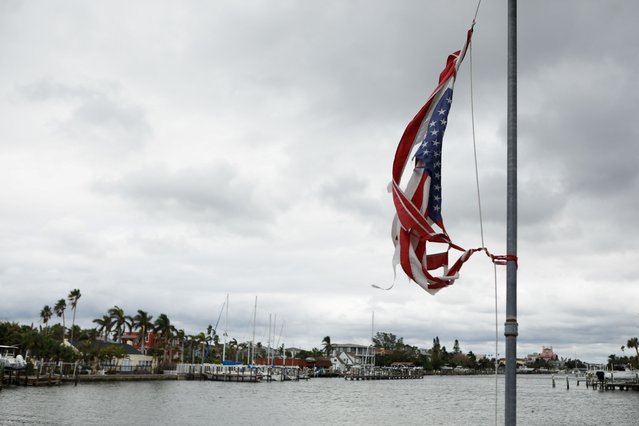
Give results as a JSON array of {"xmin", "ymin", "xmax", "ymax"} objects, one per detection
[{"xmin": 1, "ymin": 0, "xmax": 638, "ymax": 363}]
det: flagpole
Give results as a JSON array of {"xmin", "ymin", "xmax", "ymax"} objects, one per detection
[{"xmin": 505, "ymin": 0, "xmax": 518, "ymax": 425}]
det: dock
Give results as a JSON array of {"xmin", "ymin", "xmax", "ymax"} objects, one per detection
[
  {"xmin": 344, "ymin": 366, "xmax": 423, "ymax": 381},
  {"xmin": 585, "ymin": 377, "xmax": 639, "ymax": 391},
  {"xmin": 176, "ymin": 363, "xmax": 263, "ymax": 382},
  {"xmin": 578, "ymin": 369, "xmax": 639, "ymax": 392}
]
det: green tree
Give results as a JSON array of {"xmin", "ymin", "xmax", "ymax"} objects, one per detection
[
  {"xmin": 175, "ymin": 328, "xmax": 187, "ymax": 363},
  {"xmin": 373, "ymin": 332, "xmax": 404, "ymax": 350},
  {"xmin": 54, "ymin": 299, "xmax": 67, "ymax": 340},
  {"xmin": 153, "ymin": 313, "xmax": 176, "ymax": 367},
  {"xmin": 225, "ymin": 337, "xmax": 238, "ymax": 362},
  {"xmin": 430, "ymin": 336, "xmax": 443, "ymax": 370},
  {"xmin": 93, "ymin": 315, "xmax": 113, "ymax": 342},
  {"xmin": 67, "ymin": 289, "xmax": 82, "ymax": 342},
  {"xmin": 627, "ymin": 337, "xmax": 639, "ymax": 366},
  {"xmin": 108, "ymin": 305, "xmax": 127, "ymax": 342},
  {"xmin": 40, "ymin": 305, "xmax": 53, "ymax": 335},
  {"xmin": 132, "ymin": 309, "xmax": 153, "ymax": 355},
  {"xmin": 608, "ymin": 354, "xmax": 618, "ymax": 369},
  {"xmin": 322, "ymin": 336, "xmax": 333, "ymax": 357}
]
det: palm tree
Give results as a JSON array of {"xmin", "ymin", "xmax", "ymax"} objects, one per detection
[
  {"xmin": 228, "ymin": 338, "xmax": 238, "ymax": 362},
  {"xmin": 132, "ymin": 310, "xmax": 153, "ymax": 355},
  {"xmin": 193, "ymin": 332, "xmax": 207, "ymax": 364},
  {"xmin": 322, "ymin": 336, "xmax": 333, "ymax": 357},
  {"xmin": 67, "ymin": 289, "xmax": 81, "ymax": 342},
  {"xmin": 175, "ymin": 328, "xmax": 186, "ymax": 363},
  {"xmin": 627, "ymin": 337, "xmax": 639, "ymax": 365},
  {"xmin": 108, "ymin": 305, "xmax": 127, "ymax": 342},
  {"xmin": 237, "ymin": 342, "xmax": 248, "ymax": 363},
  {"xmin": 93, "ymin": 315, "xmax": 113, "ymax": 341},
  {"xmin": 40, "ymin": 305, "xmax": 53, "ymax": 335},
  {"xmin": 54, "ymin": 299, "xmax": 67, "ymax": 340},
  {"xmin": 608, "ymin": 354, "xmax": 617, "ymax": 369},
  {"xmin": 154, "ymin": 313, "xmax": 176, "ymax": 365}
]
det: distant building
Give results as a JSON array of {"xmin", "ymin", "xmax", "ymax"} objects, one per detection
[
  {"xmin": 120, "ymin": 331, "xmax": 158, "ymax": 355},
  {"xmin": 85, "ymin": 341, "xmax": 155, "ymax": 372},
  {"xmin": 525, "ymin": 346, "xmax": 558, "ymax": 365},
  {"xmin": 539, "ymin": 346, "xmax": 557, "ymax": 362},
  {"xmin": 120, "ymin": 331, "xmax": 182, "ymax": 363},
  {"xmin": 329, "ymin": 343, "xmax": 375, "ymax": 372},
  {"xmin": 285, "ymin": 347, "xmax": 303, "ymax": 358}
]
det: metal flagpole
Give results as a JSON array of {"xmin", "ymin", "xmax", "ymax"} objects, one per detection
[{"xmin": 505, "ymin": 0, "xmax": 518, "ymax": 425}]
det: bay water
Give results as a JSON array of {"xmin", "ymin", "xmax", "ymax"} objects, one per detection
[{"xmin": 1, "ymin": 375, "xmax": 638, "ymax": 425}]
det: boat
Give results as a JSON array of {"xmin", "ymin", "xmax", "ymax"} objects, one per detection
[
  {"xmin": 204, "ymin": 364, "xmax": 263, "ymax": 382},
  {"xmin": 586, "ymin": 365, "xmax": 638, "ymax": 383},
  {"xmin": 0, "ymin": 345, "xmax": 26, "ymax": 370},
  {"xmin": 604, "ymin": 366, "xmax": 638, "ymax": 382}
]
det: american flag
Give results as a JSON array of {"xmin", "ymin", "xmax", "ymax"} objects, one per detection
[{"xmin": 390, "ymin": 29, "xmax": 478, "ymax": 294}]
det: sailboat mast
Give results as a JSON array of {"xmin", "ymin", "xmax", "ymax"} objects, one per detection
[
  {"xmin": 505, "ymin": 0, "xmax": 518, "ymax": 424},
  {"xmin": 267, "ymin": 313, "xmax": 272, "ymax": 365},
  {"xmin": 222, "ymin": 293, "xmax": 228, "ymax": 363},
  {"xmin": 251, "ymin": 296, "xmax": 257, "ymax": 365},
  {"xmin": 371, "ymin": 311, "xmax": 375, "ymax": 367}
]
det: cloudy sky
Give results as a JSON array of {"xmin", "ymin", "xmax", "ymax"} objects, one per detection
[{"xmin": 1, "ymin": 0, "xmax": 637, "ymax": 363}]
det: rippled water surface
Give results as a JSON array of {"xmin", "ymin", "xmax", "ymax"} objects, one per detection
[{"xmin": 1, "ymin": 375, "xmax": 638, "ymax": 425}]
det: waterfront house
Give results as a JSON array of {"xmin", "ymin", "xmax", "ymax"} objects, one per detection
[
  {"xmin": 119, "ymin": 331, "xmax": 158, "ymax": 355},
  {"xmin": 91, "ymin": 341, "xmax": 155, "ymax": 373},
  {"xmin": 329, "ymin": 343, "xmax": 375, "ymax": 372}
]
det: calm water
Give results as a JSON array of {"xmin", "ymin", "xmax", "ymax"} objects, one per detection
[{"xmin": 1, "ymin": 375, "xmax": 638, "ymax": 425}]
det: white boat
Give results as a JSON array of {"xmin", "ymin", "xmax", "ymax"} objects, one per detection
[
  {"xmin": 205, "ymin": 364, "xmax": 263, "ymax": 382},
  {"xmin": 0, "ymin": 345, "xmax": 26, "ymax": 370},
  {"xmin": 587, "ymin": 366, "xmax": 638, "ymax": 382},
  {"xmin": 605, "ymin": 367, "xmax": 638, "ymax": 382}
]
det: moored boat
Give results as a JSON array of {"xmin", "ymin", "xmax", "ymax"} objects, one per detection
[{"xmin": 0, "ymin": 345, "xmax": 26, "ymax": 371}]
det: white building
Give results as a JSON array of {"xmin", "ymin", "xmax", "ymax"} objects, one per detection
[{"xmin": 329, "ymin": 343, "xmax": 375, "ymax": 372}]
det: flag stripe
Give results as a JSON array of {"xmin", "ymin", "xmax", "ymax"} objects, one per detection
[{"xmin": 391, "ymin": 29, "xmax": 474, "ymax": 294}]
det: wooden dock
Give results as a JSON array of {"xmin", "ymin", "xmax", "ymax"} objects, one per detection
[
  {"xmin": 582, "ymin": 372, "xmax": 639, "ymax": 392},
  {"xmin": 345, "ymin": 367, "xmax": 423, "ymax": 381},
  {"xmin": 586, "ymin": 378, "xmax": 639, "ymax": 391},
  {"xmin": 177, "ymin": 363, "xmax": 263, "ymax": 382},
  {"xmin": 204, "ymin": 371, "xmax": 262, "ymax": 382}
]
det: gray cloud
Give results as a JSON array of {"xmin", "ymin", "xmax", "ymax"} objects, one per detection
[
  {"xmin": 19, "ymin": 79, "xmax": 151, "ymax": 152},
  {"xmin": 94, "ymin": 162, "xmax": 277, "ymax": 234}
]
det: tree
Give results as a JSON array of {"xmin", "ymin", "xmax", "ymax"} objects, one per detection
[
  {"xmin": 67, "ymin": 289, "xmax": 82, "ymax": 342},
  {"xmin": 132, "ymin": 310, "xmax": 153, "ymax": 355},
  {"xmin": 373, "ymin": 332, "xmax": 404, "ymax": 350},
  {"xmin": 430, "ymin": 336, "xmax": 443, "ymax": 370},
  {"xmin": 154, "ymin": 313, "xmax": 176, "ymax": 366},
  {"xmin": 322, "ymin": 336, "xmax": 333, "ymax": 357},
  {"xmin": 175, "ymin": 328, "xmax": 186, "ymax": 363},
  {"xmin": 54, "ymin": 299, "xmax": 67, "ymax": 340},
  {"xmin": 93, "ymin": 315, "xmax": 113, "ymax": 342},
  {"xmin": 108, "ymin": 305, "xmax": 127, "ymax": 342},
  {"xmin": 40, "ymin": 305, "xmax": 53, "ymax": 335},
  {"xmin": 228, "ymin": 338, "xmax": 238, "ymax": 361},
  {"xmin": 453, "ymin": 339, "xmax": 461, "ymax": 355},
  {"xmin": 608, "ymin": 354, "xmax": 618, "ymax": 369},
  {"xmin": 627, "ymin": 337, "xmax": 639, "ymax": 366}
]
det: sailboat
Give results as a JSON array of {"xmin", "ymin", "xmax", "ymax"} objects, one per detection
[{"xmin": 200, "ymin": 294, "xmax": 262, "ymax": 382}]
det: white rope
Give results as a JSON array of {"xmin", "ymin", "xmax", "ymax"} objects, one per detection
[
  {"xmin": 468, "ymin": 3, "xmax": 498, "ymax": 424},
  {"xmin": 469, "ymin": 21, "xmax": 485, "ymax": 248}
]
